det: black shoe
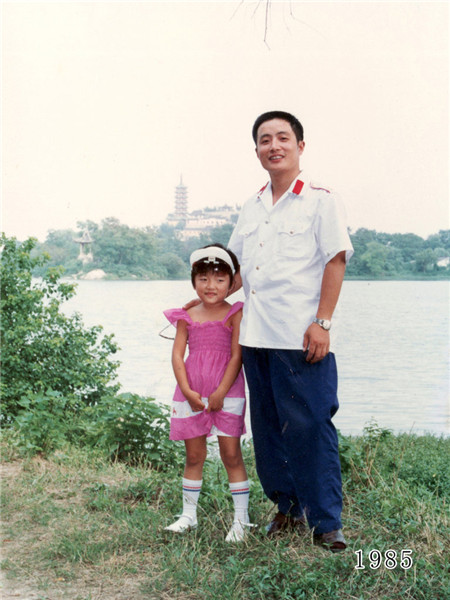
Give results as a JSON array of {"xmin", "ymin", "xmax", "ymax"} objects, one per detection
[
  {"xmin": 313, "ymin": 529, "xmax": 347, "ymax": 552},
  {"xmin": 266, "ymin": 511, "xmax": 307, "ymax": 537}
]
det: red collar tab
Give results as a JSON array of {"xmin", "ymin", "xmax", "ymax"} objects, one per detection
[
  {"xmin": 292, "ymin": 179, "xmax": 304, "ymax": 195},
  {"xmin": 257, "ymin": 182, "xmax": 269, "ymax": 196}
]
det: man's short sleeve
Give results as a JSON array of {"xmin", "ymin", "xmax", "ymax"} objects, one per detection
[
  {"xmin": 316, "ymin": 192, "xmax": 354, "ymax": 263},
  {"xmin": 228, "ymin": 215, "xmax": 244, "ymax": 263}
]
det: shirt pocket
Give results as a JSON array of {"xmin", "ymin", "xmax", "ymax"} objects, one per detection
[
  {"xmin": 276, "ymin": 218, "xmax": 315, "ymax": 258},
  {"xmin": 240, "ymin": 221, "xmax": 260, "ymax": 260}
]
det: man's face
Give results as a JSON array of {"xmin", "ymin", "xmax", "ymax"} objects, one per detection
[{"xmin": 255, "ymin": 118, "xmax": 305, "ymax": 176}]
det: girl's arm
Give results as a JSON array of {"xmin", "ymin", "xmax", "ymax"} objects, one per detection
[
  {"xmin": 207, "ymin": 309, "xmax": 243, "ymax": 413},
  {"xmin": 172, "ymin": 320, "xmax": 205, "ymax": 412}
]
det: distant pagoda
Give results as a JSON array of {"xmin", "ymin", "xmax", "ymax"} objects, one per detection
[
  {"xmin": 73, "ymin": 230, "xmax": 93, "ymax": 264},
  {"xmin": 174, "ymin": 175, "xmax": 188, "ymax": 220},
  {"xmin": 165, "ymin": 175, "xmax": 240, "ymax": 239}
]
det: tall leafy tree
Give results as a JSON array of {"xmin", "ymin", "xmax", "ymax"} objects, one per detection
[
  {"xmin": 360, "ymin": 241, "xmax": 390, "ymax": 277},
  {"xmin": 0, "ymin": 235, "xmax": 120, "ymax": 421}
]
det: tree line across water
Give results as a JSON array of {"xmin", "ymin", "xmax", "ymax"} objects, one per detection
[{"xmin": 30, "ymin": 217, "xmax": 450, "ymax": 280}]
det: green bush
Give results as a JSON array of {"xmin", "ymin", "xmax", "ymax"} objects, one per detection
[
  {"xmin": 13, "ymin": 390, "xmax": 81, "ymax": 454},
  {"xmin": 0, "ymin": 234, "xmax": 120, "ymax": 421},
  {"xmin": 10, "ymin": 390, "xmax": 184, "ymax": 471},
  {"xmin": 338, "ymin": 421, "xmax": 450, "ymax": 499},
  {"xmin": 83, "ymin": 393, "xmax": 184, "ymax": 470},
  {"xmin": 377, "ymin": 433, "xmax": 450, "ymax": 496}
]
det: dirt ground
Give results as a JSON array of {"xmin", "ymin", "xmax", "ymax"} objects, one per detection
[
  {"xmin": 0, "ymin": 461, "xmax": 157, "ymax": 600},
  {"xmin": 1, "ymin": 462, "xmax": 43, "ymax": 599}
]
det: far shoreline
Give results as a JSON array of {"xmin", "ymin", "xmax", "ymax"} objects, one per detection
[{"xmin": 63, "ymin": 274, "xmax": 450, "ymax": 282}]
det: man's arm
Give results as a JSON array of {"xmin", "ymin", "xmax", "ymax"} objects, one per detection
[
  {"xmin": 227, "ymin": 271, "xmax": 242, "ymax": 297},
  {"xmin": 303, "ymin": 251, "xmax": 347, "ymax": 364}
]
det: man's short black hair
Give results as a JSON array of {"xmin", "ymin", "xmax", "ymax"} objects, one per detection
[{"xmin": 252, "ymin": 111, "xmax": 304, "ymax": 144}]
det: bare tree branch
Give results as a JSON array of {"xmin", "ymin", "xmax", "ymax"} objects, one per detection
[
  {"xmin": 230, "ymin": 0, "xmax": 325, "ymax": 46},
  {"xmin": 263, "ymin": 0, "xmax": 271, "ymax": 48},
  {"xmin": 230, "ymin": 0, "xmax": 245, "ymax": 22}
]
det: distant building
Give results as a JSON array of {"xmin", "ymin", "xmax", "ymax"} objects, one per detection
[
  {"xmin": 174, "ymin": 176, "xmax": 188, "ymax": 220},
  {"xmin": 166, "ymin": 177, "xmax": 240, "ymax": 239},
  {"xmin": 437, "ymin": 256, "xmax": 450, "ymax": 268},
  {"xmin": 73, "ymin": 230, "xmax": 93, "ymax": 264}
]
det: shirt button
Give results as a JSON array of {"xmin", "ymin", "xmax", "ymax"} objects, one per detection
[
  {"xmin": 260, "ymin": 242, "xmax": 264, "ymax": 247},
  {"xmin": 252, "ymin": 290, "xmax": 256, "ymax": 294},
  {"xmin": 265, "ymin": 220, "xmax": 269, "ymax": 224},
  {"xmin": 256, "ymin": 266, "xmax": 260, "ymax": 270}
]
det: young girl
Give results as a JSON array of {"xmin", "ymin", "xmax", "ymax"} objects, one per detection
[{"xmin": 163, "ymin": 244, "xmax": 251, "ymax": 542}]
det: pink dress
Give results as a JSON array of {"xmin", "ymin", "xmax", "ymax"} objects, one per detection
[{"xmin": 164, "ymin": 302, "xmax": 246, "ymax": 440}]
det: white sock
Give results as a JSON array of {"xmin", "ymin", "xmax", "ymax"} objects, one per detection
[
  {"xmin": 182, "ymin": 478, "xmax": 202, "ymax": 521},
  {"xmin": 229, "ymin": 480, "xmax": 250, "ymax": 524}
]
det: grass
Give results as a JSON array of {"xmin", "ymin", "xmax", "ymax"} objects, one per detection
[{"xmin": 1, "ymin": 432, "xmax": 449, "ymax": 600}]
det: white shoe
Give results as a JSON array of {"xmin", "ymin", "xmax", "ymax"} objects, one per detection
[
  {"xmin": 164, "ymin": 514, "xmax": 197, "ymax": 533},
  {"xmin": 225, "ymin": 520, "xmax": 255, "ymax": 543}
]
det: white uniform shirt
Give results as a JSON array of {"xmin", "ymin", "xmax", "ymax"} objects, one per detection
[{"xmin": 228, "ymin": 172, "xmax": 354, "ymax": 350}]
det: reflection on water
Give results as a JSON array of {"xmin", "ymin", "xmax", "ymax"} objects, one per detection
[{"xmin": 63, "ymin": 280, "xmax": 449, "ymax": 436}]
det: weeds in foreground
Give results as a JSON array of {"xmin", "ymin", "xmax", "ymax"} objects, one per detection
[{"xmin": 1, "ymin": 431, "xmax": 449, "ymax": 600}]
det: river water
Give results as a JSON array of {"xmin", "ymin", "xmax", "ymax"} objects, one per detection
[{"xmin": 62, "ymin": 280, "xmax": 449, "ymax": 437}]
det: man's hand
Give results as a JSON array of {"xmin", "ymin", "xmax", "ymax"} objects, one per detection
[
  {"xmin": 183, "ymin": 298, "xmax": 201, "ymax": 311},
  {"xmin": 303, "ymin": 322, "xmax": 330, "ymax": 363}
]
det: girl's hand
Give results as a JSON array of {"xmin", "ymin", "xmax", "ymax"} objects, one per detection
[
  {"xmin": 186, "ymin": 391, "xmax": 205, "ymax": 412},
  {"xmin": 207, "ymin": 391, "xmax": 224, "ymax": 413}
]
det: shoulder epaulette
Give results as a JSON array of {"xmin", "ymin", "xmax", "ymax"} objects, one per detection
[{"xmin": 310, "ymin": 182, "xmax": 331, "ymax": 193}]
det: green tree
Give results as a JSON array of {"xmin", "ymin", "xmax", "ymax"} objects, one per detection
[
  {"xmin": 414, "ymin": 248, "xmax": 437, "ymax": 273},
  {"xmin": 90, "ymin": 218, "xmax": 162, "ymax": 278},
  {"xmin": 0, "ymin": 235, "xmax": 120, "ymax": 421},
  {"xmin": 346, "ymin": 228, "xmax": 378, "ymax": 276},
  {"xmin": 76, "ymin": 220, "xmax": 99, "ymax": 236},
  {"xmin": 390, "ymin": 232, "xmax": 424, "ymax": 262},
  {"xmin": 206, "ymin": 223, "xmax": 235, "ymax": 247},
  {"xmin": 425, "ymin": 230, "xmax": 450, "ymax": 253},
  {"xmin": 159, "ymin": 252, "xmax": 188, "ymax": 279},
  {"xmin": 156, "ymin": 224, "xmax": 184, "ymax": 255},
  {"xmin": 32, "ymin": 229, "xmax": 81, "ymax": 276},
  {"xmin": 360, "ymin": 241, "xmax": 390, "ymax": 277}
]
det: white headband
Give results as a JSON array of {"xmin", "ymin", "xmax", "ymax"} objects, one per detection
[{"xmin": 190, "ymin": 247, "xmax": 235, "ymax": 274}]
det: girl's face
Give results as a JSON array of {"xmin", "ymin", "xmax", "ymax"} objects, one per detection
[{"xmin": 194, "ymin": 270, "xmax": 231, "ymax": 306}]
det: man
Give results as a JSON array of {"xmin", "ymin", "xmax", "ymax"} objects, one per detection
[{"xmin": 228, "ymin": 110, "xmax": 353, "ymax": 551}]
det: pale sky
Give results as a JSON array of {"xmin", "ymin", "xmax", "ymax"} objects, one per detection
[{"xmin": 2, "ymin": 1, "xmax": 449, "ymax": 241}]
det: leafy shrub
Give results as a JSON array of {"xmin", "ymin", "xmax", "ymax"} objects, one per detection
[
  {"xmin": 82, "ymin": 393, "xmax": 184, "ymax": 470},
  {"xmin": 385, "ymin": 434, "xmax": 450, "ymax": 496},
  {"xmin": 337, "ymin": 431, "xmax": 366, "ymax": 481},
  {"xmin": 12, "ymin": 390, "xmax": 81, "ymax": 454},
  {"xmin": 0, "ymin": 234, "xmax": 120, "ymax": 421},
  {"xmin": 339, "ymin": 421, "xmax": 450, "ymax": 498},
  {"xmin": 10, "ymin": 390, "xmax": 184, "ymax": 472}
]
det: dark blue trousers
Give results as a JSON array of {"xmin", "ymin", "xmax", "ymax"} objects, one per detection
[{"xmin": 241, "ymin": 347, "xmax": 343, "ymax": 534}]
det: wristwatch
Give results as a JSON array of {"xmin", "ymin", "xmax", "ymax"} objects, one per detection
[{"xmin": 313, "ymin": 317, "xmax": 332, "ymax": 331}]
